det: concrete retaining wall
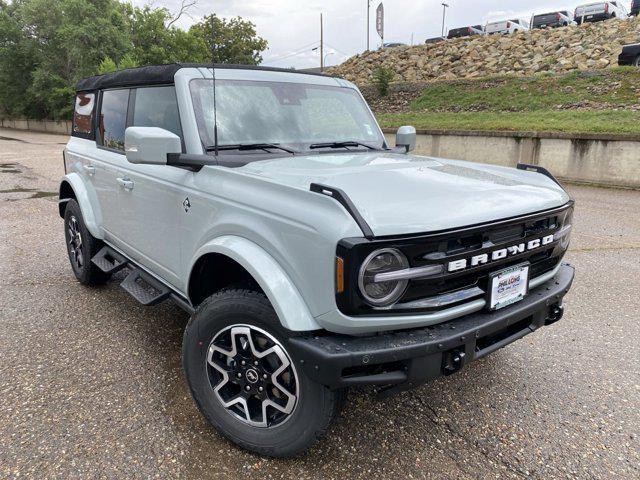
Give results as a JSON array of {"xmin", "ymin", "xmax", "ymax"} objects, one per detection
[
  {"xmin": 2, "ymin": 120, "xmax": 638, "ymax": 189},
  {"xmin": 383, "ymin": 129, "xmax": 640, "ymax": 189},
  {"xmin": 0, "ymin": 118, "xmax": 72, "ymax": 135}
]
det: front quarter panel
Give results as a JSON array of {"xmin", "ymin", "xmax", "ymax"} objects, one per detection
[{"xmin": 179, "ymin": 166, "xmax": 364, "ymax": 328}]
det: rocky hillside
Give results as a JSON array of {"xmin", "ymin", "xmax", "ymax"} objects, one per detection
[{"xmin": 329, "ymin": 17, "xmax": 640, "ymax": 85}]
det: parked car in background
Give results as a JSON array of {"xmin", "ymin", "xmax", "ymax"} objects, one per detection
[
  {"xmin": 618, "ymin": 43, "xmax": 640, "ymax": 66},
  {"xmin": 447, "ymin": 25, "xmax": 484, "ymax": 39},
  {"xmin": 631, "ymin": 0, "xmax": 640, "ymax": 16},
  {"xmin": 531, "ymin": 11, "xmax": 576, "ymax": 28},
  {"xmin": 382, "ymin": 42, "xmax": 407, "ymax": 48},
  {"xmin": 425, "ymin": 36, "xmax": 445, "ymax": 44},
  {"xmin": 485, "ymin": 19, "xmax": 530, "ymax": 34},
  {"xmin": 574, "ymin": 2, "xmax": 627, "ymax": 24}
]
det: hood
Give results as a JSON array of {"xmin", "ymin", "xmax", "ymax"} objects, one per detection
[{"xmin": 238, "ymin": 152, "xmax": 571, "ymax": 237}]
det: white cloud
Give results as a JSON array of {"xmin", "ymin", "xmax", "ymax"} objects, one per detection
[{"xmin": 135, "ymin": 0, "xmax": 633, "ymax": 68}]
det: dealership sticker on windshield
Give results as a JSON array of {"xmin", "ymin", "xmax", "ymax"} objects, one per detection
[{"xmin": 488, "ymin": 263, "xmax": 530, "ymax": 310}]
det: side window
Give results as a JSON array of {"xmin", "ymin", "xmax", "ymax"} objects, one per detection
[
  {"xmin": 73, "ymin": 92, "xmax": 95, "ymax": 139},
  {"xmin": 133, "ymin": 86, "xmax": 183, "ymax": 139},
  {"xmin": 98, "ymin": 89, "xmax": 130, "ymax": 151}
]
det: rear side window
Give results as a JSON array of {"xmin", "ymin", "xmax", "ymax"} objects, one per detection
[
  {"xmin": 73, "ymin": 92, "xmax": 95, "ymax": 139},
  {"xmin": 132, "ymin": 86, "xmax": 183, "ymax": 139},
  {"xmin": 98, "ymin": 89, "xmax": 130, "ymax": 151}
]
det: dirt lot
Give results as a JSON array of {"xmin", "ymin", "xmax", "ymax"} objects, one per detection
[{"xmin": 1, "ymin": 128, "xmax": 638, "ymax": 479}]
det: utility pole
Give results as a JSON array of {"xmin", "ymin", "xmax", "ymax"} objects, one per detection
[
  {"xmin": 441, "ymin": 3, "xmax": 449, "ymax": 38},
  {"xmin": 320, "ymin": 13, "xmax": 324, "ymax": 70},
  {"xmin": 367, "ymin": 0, "xmax": 370, "ymax": 51}
]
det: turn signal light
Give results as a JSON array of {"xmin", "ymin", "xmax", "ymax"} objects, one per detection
[{"xmin": 335, "ymin": 257, "xmax": 345, "ymax": 294}]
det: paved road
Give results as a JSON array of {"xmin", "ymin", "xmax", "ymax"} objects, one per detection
[{"xmin": 1, "ymin": 128, "xmax": 638, "ymax": 479}]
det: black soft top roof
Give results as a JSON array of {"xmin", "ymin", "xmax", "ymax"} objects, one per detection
[{"xmin": 76, "ymin": 63, "xmax": 333, "ymax": 92}]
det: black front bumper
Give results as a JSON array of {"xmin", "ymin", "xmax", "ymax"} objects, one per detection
[{"xmin": 289, "ymin": 263, "xmax": 574, "ymax": 395}]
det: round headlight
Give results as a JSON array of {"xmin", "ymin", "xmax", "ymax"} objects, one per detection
[{"xmin": 358, "ymin": 248, "xmax": 409, "ymax": 307}]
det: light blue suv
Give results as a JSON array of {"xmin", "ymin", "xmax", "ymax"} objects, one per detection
[{"xmin": 60, "ymin": 64, "xmax": 575, "ymax": 456}]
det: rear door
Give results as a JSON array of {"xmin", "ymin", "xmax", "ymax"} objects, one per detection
[{"xmin": 110, "ymin": 85, "xmax": 190, "ymax": 287}]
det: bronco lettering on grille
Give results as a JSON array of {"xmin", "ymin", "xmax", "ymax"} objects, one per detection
[{"xmin": 447, "ymin": 234, "xmax": 554, "ymax": 272}]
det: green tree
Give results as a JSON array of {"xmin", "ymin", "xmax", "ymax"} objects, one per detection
[
  {"xmin": 0, "ymin": 0, "xmax": 130, "ymax": 118},
  {"xmin": 98, "ymin": 54, "xmax": 137, "ymax": 74},
  {"xmin": 0, "ymin": 0, "xmax": 41, "ymax": 117},
  {"xmin": 0, "ymin": 0, "xmax": 269, "ymax": 120},
  {"xmin": 189, "ymin": 14, "xmax": 268, "ymax": 65},
  {"xmin": 373, "ymin": 67, "xmax": 395, "ymax": 97}
]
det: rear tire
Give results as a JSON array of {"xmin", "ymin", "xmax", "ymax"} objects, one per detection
[
  {"xmin": 182, "ymin": 288, "xmax": 346, "ymax": 457},
  {"xmin": 63, "ymin": 199, "xmax": 110, "ymax": 286}
]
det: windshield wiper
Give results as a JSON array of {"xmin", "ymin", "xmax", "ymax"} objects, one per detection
[
  {"xmin": 205, "ymin": 143, "xmax": 297, "ymax": 154},
  {"xmin": 309, "ymin": 141, "xmax": 377, "ymax": 151}
]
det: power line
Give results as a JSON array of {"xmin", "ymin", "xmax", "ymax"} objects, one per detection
[{"xmin": 265, "ymin": 41, "xmax": 321, "ymax": 63}]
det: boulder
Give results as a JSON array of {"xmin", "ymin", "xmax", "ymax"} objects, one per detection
[{"xmin": 328, "ymin": 16, "xmax": 640, "ymax": 85}]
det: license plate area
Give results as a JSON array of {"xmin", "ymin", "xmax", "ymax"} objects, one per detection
[{"xmin": 487, "ymin": 262, "xmax": 530, "ymax": 311}]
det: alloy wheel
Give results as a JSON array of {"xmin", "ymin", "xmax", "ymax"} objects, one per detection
[
  {"xmin": 206, "ymin": 324, "xmax": 299, "ymax": 427},
  {"xmin": 67, "ymin": 215, "xmax": 84, "ymax": 270}
]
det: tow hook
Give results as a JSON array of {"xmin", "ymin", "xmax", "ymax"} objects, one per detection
[
  {"xmin": 443, "ymin": 348, "xmax": 466, "ymax": 376},
  {"xmin": 546, "ymin": 304, "xmax": 564, "ymax": 325}
]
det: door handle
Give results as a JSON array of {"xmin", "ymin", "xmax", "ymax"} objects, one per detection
[
  {"xmin": 116, "ymin": 177, "xmax": 134, "ymax": 191},
  {"xmin": 83, "ymin": 164, "xmax": 95, "ymax": 176}
]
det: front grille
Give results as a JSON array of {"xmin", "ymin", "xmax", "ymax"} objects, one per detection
[{"xmin": 336, "ymin": 202, "xmax": 573, "ymax": 316}]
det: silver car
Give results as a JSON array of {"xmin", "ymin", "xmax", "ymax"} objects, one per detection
[{"xmin": 59, "ymin": 64, "xmax": 575, "ymax": 457}]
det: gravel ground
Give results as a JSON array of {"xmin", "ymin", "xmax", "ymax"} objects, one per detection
[{"xmin": 0, "ymin": 128, "xmax": 638, "ymax": 479}]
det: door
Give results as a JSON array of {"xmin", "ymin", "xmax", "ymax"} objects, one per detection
[
  {"xmin": 93, "ymin": 88, "xmax": 131, "ymax": 239},
  {"xmin": 110, "ymin": 86, "xmax": 188, "ymax": 287}
]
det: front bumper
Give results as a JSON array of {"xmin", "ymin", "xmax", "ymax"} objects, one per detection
[{"xmin": 289, "ymin": 263, "xmax": 574, "ymax": 395}]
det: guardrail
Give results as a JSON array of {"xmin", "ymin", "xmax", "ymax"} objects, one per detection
[{"xmin": 382, "ymin": 128, "xmax": 640, "ymax": 189}]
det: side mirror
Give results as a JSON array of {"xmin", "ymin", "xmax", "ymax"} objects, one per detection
[
  {"xmin": 124, "ymin": 127, "xmax": 181, "ymax": 165},
  {"xmin": 395, "ymin": 125, "xmax": 416, "ymax": 153}
]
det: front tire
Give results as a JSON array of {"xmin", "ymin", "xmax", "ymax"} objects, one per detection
[
  {"xmin": 63, "ymin": 199, "xmax": 110, "ymax": 286},
  {"xmin": 182, "ymin": 289, "xmax": 345, "ymax": 457}
]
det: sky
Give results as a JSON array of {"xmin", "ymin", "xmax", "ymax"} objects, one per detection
[{"xmin": 136, "ymin": 0, "xmax": 633, "ymax": 68}]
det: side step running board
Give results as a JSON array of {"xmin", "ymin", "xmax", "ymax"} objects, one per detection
[
  {"xmin": 90, "ymin": 246, "xmax": 180, "ymax": 308},
  {"xmin": 92, "ymin": 246, "xmax": 128, "ymax": 274},
  {"xmin": 120, "ymin": 268, "xmax": 171, "ymax": 306}
]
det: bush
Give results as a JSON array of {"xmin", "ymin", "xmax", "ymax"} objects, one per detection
[{"xmin": 373, "ymin": 67, "xmax": 395, "ymax": 96}]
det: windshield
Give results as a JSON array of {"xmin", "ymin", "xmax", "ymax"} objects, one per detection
[{"xmin": 189, "ymin": 79, "xmax": 385, "ymax": 152}]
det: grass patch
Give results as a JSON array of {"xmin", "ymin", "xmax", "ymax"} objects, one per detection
[
  {"xmin": 409, "ymin": 68, "xmax": 640, "ymax": 112},
  {"xmin": 376, "ymin": 110, "xmax": 640, "ymax": 135},
  {"xmin": 374, "ymin": 68, "xmax": 640, "ymax": 134}
]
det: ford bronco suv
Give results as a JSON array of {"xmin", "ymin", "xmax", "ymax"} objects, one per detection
[{"xmin": 60, "ymin": 64, "xmax": 574, "ymax": 457}]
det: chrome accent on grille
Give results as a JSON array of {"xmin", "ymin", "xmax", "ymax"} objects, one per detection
[
  {"xmin": 373, "ymin": 264, "xmax": 444, "ymax": 283},
  {"xmin": 372, "ymin": 260, "xmax": 563, "ymax": 313},
  {"xmin": 396, "ymin": 286, "xmax": 484, "ymax": 309},
  {"xmin": 529, "ymin": 261, "xmax": 562, "ymax": 289}
]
